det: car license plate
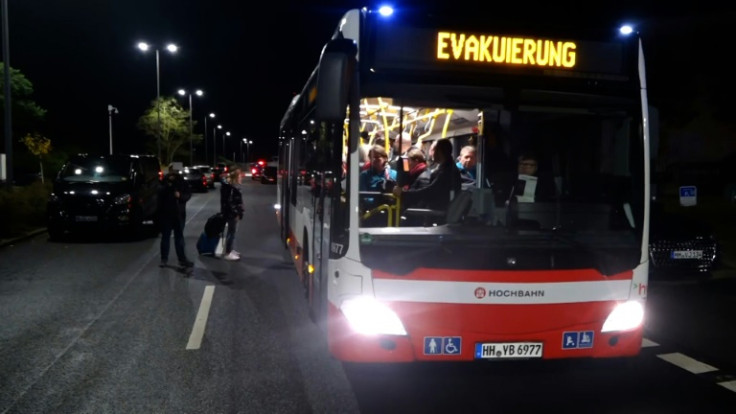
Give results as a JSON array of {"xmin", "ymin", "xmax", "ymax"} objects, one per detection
[
  {"xmin": 475, "ymin": 342, "xmax": 543, "ymax": 359},
  {"xmin": 75, "ymin": 215, "xmax": 98, "ymax": 222},
  {"xmin": 671, "ymin": 250, "xmax": 703, "ymax": 259}
]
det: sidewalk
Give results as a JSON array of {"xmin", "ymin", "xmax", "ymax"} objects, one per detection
[{"xmin": 0, "ymin": 228, "xmax": 47, "ymax": 248}]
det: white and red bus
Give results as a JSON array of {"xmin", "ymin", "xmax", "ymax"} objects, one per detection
[{"xmin": 276, "ymin": 7, "xmax": 652, "ymax": 363}]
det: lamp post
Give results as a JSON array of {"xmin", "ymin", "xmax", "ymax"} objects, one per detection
[
  {"xmin": 222, "ymin": 131, "xmax": 231, "ymax": 162},
  {"xmin": 107, "ymin": 105, "xmax": 118, "ymax": 155},
  {"xmin": 204, "ymin": 112, "xmax": 215, "ymax": 166},
  {"xmin": 241, "ymin": 138, "xmax": 253, "ymax": 163},
  {"xmin": 177, "ymin": 88, "xmax": 203, "ymax": 165},
  {"xmin": 137, "ymin": 41, "xmax": 178, "ymax": 162},
  {"xmin": 213, "ymin": 124, "xmax": 222, "ymax": 165}
]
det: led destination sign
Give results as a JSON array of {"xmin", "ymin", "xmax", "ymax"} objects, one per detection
[
  {"xmin": 369, "ymin": 23, "xmax": 628, "ymax": 78},
  {"xmin": 437, "ymin": 32, "xmax": 576, "ymax": 68}
]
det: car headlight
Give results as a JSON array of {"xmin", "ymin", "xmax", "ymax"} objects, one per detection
[
  {"xmin": 340, "ymin": 296, "xmax": 407, "ymax": 336},
  {"xmin": 601, "ymin": 301, "xmax": 644, "ymax": 332},
  {"xmin": 113, "ymin": 193, "xmax": 132, "ymax": 205}
]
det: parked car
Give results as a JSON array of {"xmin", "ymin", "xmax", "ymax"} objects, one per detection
[
  {"xmin": 648, "ymin": 205, "xmax": 719, "ymax": 279},
  {"xmin": 261, "ymin": 164, "xmax": 277, "ymax": 184},
  {"xmin": 181, "ymin": 166, "xmax": 209, "ymax": 192},
  {"xmin": 46, "ymin": 154, "xmax": 162, "ymax": 239},
  {"xmin": 213, "ymin": 163, "xmax": 229, "ymax": 183},
  {"xmin": 192, "ymin": 165, "xmax": 216, "ymax": 189},
  {"xmin": 250, "ymin": 160, "xmax": 265, "ymax": 181}
]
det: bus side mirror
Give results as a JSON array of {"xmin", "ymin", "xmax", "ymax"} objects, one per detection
[{"xmin": 315, "ymin": 39, "xmax": 357, "ymax": 122}]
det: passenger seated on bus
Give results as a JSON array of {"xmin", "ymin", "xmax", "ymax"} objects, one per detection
[
  {"xmin": 456, "ymin": 145, "xmax": 477, "ymax": 189},
  {"xmin": 359, "ymin": 144, "xmax": 397, "ymax": 208},
  {"xmin": 512, "ymin": 152, "xmax": 557, "ymax": 203},
  {"xmin": 389, "ymin": 132, "xmax": 413, "ymax": 170},
  {"xmin": 402, "ymin": 147, "xmax": 430, "ymax": 191},
  {"xmin": 393, "ymin": 139, "xmax": 461, "ymax": 211}
]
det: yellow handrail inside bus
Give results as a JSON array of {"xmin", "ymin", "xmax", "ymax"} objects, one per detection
[
  {"xmin": 441, "ymin": 109, "xmax": 454, "ymax": 138},
  {"xmin": 360, "ymin": 193, "xmax": 400, "ymax": 227}
]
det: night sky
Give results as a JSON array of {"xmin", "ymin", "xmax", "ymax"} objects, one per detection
[{"xmin": 4, "ymin": 1, "xmax": 735, "ymax": 166}]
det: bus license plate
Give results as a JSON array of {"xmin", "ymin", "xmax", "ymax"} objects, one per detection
[
  {"xmin": 475, "ymin": 342, "xmax": 543, "ymax": 359},
  {"xmin": 671, "ymin": 250, "xmax": 702, "ymax": 259}
]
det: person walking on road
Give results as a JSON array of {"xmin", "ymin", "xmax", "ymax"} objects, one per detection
[
  {"xmin": 220, "ymin": 167, "xmax": 244, "ymax": 261},
  {"xmin": 158, "ymin": 164, "xmax": 194, "ymax": 268}
]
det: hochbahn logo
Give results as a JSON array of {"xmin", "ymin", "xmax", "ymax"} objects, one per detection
[{"xmin": 474, "ymin": 287, "xmax": 546, "ymax": 299}]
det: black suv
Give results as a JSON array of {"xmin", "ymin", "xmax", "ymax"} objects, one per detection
[{"xmin": 47, "ymin": 154, "xmax": 162, "ymax": 239}]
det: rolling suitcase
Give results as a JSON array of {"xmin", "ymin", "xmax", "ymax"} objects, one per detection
[
  {"xmin": 198, "ymin": 213, "xmax": 227, "ymax": 256},
  {"xmin": 196, "ymin": 231, "xmax": 221, "ymax": 256},
  {"xmin": 205, "ymin": 213, "xmax": 226, "ymax": 238}
]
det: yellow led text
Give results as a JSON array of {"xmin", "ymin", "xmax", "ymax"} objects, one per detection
[{"xmin": 436, "ymin": 32, "xmax": 576, "ymax": 68}]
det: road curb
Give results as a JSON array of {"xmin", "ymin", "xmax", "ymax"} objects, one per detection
[{"xmin": 0, "ymin": 228, "xmax": 47, "ymax": 248}]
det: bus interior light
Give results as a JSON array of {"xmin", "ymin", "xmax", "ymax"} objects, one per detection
[
  {"xmin": 601, "ymin": 301, "xmax": 644, "ymax": 332},
  {"xmin": 341, "ymin": 296, "xmax": 407, "ymax": 336}
]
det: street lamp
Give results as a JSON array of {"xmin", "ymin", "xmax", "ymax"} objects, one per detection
[
  {"xmin": 204, "ymin": 112, "xmax": 215, "ymax": 166},
  {"xmin": 137, "ymin": 41, "xmax": 178, "ymax": 161},
  {"xmin": 222, "ymin": 131, "xmax": 231, "ymax": 162},
  {"xmin": 177, "ymin": 88, "xmax": 203, "ymax": 165},
  {"xmin": 107, "ymin": 105, "xmax": 119, "ymax": 155},
  {"xmin": 241, "ymin": 138, "xmax": 253, "ymax": 163},
  {"xmin": 213, "ymin": 124, "xmax": 222, "ymax": 165}
]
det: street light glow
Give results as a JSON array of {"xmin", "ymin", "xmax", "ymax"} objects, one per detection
[
  {"xmin": 175, "ymin": 88, "xmax": 204, "ymax": 165},
  {"xmin": 137, "ymin": 40, "xmax": 179, "ymax": 162},
  {"xmin": 209, "ymin": 113, "xmax": 215, "ymax": 118}
]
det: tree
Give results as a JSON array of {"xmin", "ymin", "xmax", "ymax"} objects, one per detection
[
  {"xmin": 0, "ymin": 64, "xmax": 47, "ymax": 135},
  {"xmin": 19, "ymin": 133, "xmax": 52, "ymax": 183},
  {"xmin": 137, "ymin": 97, "xmax": 202, "ymax": 165}
]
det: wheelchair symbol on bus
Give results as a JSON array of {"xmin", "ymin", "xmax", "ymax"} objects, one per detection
[{"xmin": 444, "ymin": 337, "xmax": 461, "ymax": 354}]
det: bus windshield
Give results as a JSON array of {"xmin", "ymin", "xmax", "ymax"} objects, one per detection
[{"xmin": 355, "ymin": 95, "xmax": 642, "ymax": 237}]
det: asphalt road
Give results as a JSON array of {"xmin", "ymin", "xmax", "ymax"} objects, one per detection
[{"xmin": 0, "ymin": 179, "xmax": 735, "ymax": 413}]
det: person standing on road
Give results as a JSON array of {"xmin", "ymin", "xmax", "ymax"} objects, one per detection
[
  {"xmin": 220, "ymin": 167, "xmax": 244, "ymax": 261},
  {"xmin": 158, "ymin": 164, "xmax": 194, "ymax": 268}
]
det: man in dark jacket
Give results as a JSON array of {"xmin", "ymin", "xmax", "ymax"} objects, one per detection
[
  {"xmin": 158, "ymin": 164, "xmax": 193, "ymax": 267},
  {"xmin": 393, "ymin": 139, "xmax": 461, "ymax": 211}
]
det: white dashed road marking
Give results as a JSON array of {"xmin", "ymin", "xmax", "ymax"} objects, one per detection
[
  {"xmin": 644, "ymin": 338, "xmax": 736, "ymax": 393},
  {"xmin": 657, "ymin": 352, "xmax": 718, "ymax": 374},
  {"xmin": 718, "ymin": 380, "xmax": 736, "ymax": 392},
  {"xmin": 641, "ymin": 338, "xmax": 659, "ymax": 348},
  {"xmin": 186, "ymin": 285, "xmax": 215, "ymax": 350}
]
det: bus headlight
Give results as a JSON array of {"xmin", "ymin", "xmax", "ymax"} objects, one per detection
[
  {"xmin": 340, "ymin": 296, "xmax": 407, "ymax": 336},
  {"xmin": 601, "ymin": 301, "xmax": 644, "ymax": 332}
]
